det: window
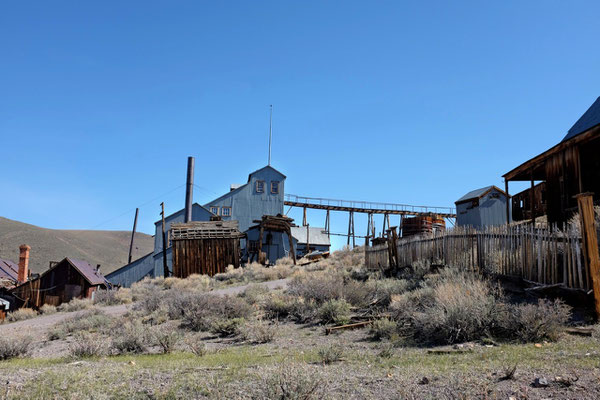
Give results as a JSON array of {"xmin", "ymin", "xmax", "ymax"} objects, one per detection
[
  {"xmin": 271, "ymin": 181, "xmax": 280, "ymax": 194},
  {"xmin": 210, "ymin": 206, "xmax": 219, "ymax": 215},
  {"xmin": 221, "ymin": 206, "xmax": 231, "ymax": 217},
  {"xmin": 256, "ymin": 180, "xmax": 265, "ymax": 193}
]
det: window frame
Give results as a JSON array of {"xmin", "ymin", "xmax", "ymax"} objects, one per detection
[
  {"xmin": 210, "ymin": 206, "xmax": 220, "ymax": 215},
  {"xmin": 221, "ymin": 206, "xmax": 232, "ymax": 217},
  {"xmin": 256, "ymin": 180, "xmax": 265, "ymax": 193},
  {"xmin": 270, "ymin": 181, "xmax": 280, "ymax": 194}
]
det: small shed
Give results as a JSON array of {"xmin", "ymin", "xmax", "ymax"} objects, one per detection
[
  {"xmin": 290, "ymin": 226, "xmax": 331, "ymax": 257},
  {"xmin": 171, "ymin": 220, "xmax": 244, "ymax": 278},
  {"xmin": 10, "ymin": 258, "xmax": 108, "ymax": 309},
  {"xmin": 455, "ymin": 186, "xmax": 509, "ymax": 228}
]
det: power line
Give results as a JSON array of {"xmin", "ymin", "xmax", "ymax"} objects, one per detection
[{"xmin": 89, "ymin": 184, "xmax": 186, "ymax": 230}]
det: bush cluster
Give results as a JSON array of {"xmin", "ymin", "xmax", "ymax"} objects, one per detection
[{"xmin": 0, "ymin": 336, "xmax": 32, "ymax": 360}]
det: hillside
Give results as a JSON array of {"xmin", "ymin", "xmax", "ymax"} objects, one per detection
[{"xmin": 0, "ymin": 217, "xmax": 154, "ymax": 275}]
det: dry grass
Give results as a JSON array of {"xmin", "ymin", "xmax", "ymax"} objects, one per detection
[
  {"xmin": 57, "ymin": 298, "xmax": 93, "ymax": 313},
  {"xmin": 6, "ymin": 308, "xmax": 38, "ymax": 322},
  {"xmin": 94, "ymin": 288, "xmax": 132, "ymax": 305},
  {"xmin": 0, "ymin": 336, "xmax": 32, "ymax": 360}
]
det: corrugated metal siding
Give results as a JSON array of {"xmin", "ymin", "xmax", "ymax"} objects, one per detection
[
  {"xmin": 245, "ymin": 227, "xmax": 296, "ymax": 264},
  {"xmin": 106, "ymin": 252, "xmax": 154, "ymax": 287},
  {"xmin": 205, "ymin": 166, "xmax": 285, "ymax": 233},
  {"xmin": 456, "ymin": 188, "xmax": 508, "ymax": 228}
]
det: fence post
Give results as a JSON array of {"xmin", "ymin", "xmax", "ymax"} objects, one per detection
[{"xmin": 576, "ymin": 193, "xmax": 600, "ymax": 318}]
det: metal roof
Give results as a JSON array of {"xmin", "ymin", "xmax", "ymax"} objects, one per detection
[
  {"xmin": 290, "ymin": 226, "xmax": 331, "ymax": 246},
  {"xmin": 66, "ymin": 258, "xmax": 107, "ymax": 286},
  {"xmin": 455, "ymin": 186, "xmax": 506, "ymax": 204},
  {"xmin": 562, "ymin": 96, "xmax": 600, "ymax": 142},
  {"xmin": 0, "ymin": 259, "xmax": 18, "ymax": 282}
]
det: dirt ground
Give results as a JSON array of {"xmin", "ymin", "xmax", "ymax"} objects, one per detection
[{"xmin": 2, "ymin": 278, "xmax": 600, "ymax": 399}]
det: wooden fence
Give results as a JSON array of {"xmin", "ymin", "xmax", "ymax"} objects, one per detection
[{"xmin": 365, "ymin": 224, "xmax": 592, "ymax": 291}]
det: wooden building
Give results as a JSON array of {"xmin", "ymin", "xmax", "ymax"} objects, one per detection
[
  {"xmin": 504, "ymin": 96, "xmax": 600, "ymax": 226},
  {"xmin": 10, "ymin": 258, "xmax": 108, "ymax": 309},
  {"xmin": 171, "ymin": 220, "xmax": 244, "ymax": 278},
  {"xmin": 246, "ymin": 215, "xmax": 297, "ymax": 265},
  {"xmin": 455, "ymin": 186, "xmax": 509, "ymax": 228}
]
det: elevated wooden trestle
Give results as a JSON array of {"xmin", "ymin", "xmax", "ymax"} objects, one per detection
[{"xmin": 285, "ymin": 194, "xmax": 456, "ymax": 247}]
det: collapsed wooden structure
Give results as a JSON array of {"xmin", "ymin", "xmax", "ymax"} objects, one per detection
[
  {"xmin": 248, "ymin": 215, "xmax": 296, "ymax": 265},
  {"xmin": 171, "ymin": 220, "xmax": 244, "ymax": 278}
]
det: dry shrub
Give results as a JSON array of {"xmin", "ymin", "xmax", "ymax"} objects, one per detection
[
  {"xmin": 94, "ymin": 288, "xmax": 132, "ymax": 305},
  {"xmin": 240, "ymin": 284, "xmax": 271, "ymax": 305},
  {"xmin": 49, "ymin": 309, "xmax": 113, "ymax": 340},
  {"xmin": 185, "ymin": 333, "xmax": 207, "ymax": 356},
  {"xmin": 209, "ymin": 317, "xmax": 246, "ymax": 337},
  {"xmin": 163, "ymin": 274, "xmax": 211, "ymax": 292},
  {"xmin": 111, "ymin": 321, "xmax": 149, "ymax": 354},
  {"xmin": 7, "ymin": 308, "xmax": 38, "ymax": 322},
  {"xmin": 181, "ymin": 294, "xmax": 252, "ymax": 332},
  {"xmin": 499, "ymin": 299, "xmax": 571, "ymax": 342},
  {"xmin": 131, "ymin": 277, "xmax": 165, "ymax": 301},
  {"xmin": 365, "ymin": 279, "xmax": 412, "ymax": 307},
  {"xmin": 0, "ymin": 336, "xmax": 32, "ymax": 360},
  {"xmin": 39, "ymin": 304, "xmax": 57, "ymax": 315},
  {"xmin": 370, "ymin": 318, "xmax": 398, "ymax": 340},
  {"xmin": 412, "ymin": 273, "xmax": 500, "ymax": 344},
  {"xmin": 69, "ymin": 332, "xmax": 108, "ymax": 358},
  {"xmin": 151, "ymin": 324, "xmax": 182, "ymax": 354},
  {"xmin": 57, "ymin": 298, "xmax": 93, "ymax": 313},
  {"xmin": 256, "ymin": 364, "xmax": 325, "ymax": 399},
  {"xmin": 318, "ymin": 299, "xmax": 351, "ymax": 325},
  {"xmin": 262, "ymin": 294, "xmax": 318, "ymax": 323},
  {"xmin": 342, "ymin": 279, "xmax": 372, "ymax": 307},
  {"xmin": 241, "ymin": 320, "xmax": 277, "ymax": 343},
  {"xmin": 287, "ymin": 271, "xmax": 345, "ymax": 304},
  {"xmin": 317, "ymin": 344, "xmax": 344, "ymax": 364},
  {"xmin": 214, "ymin": 262, "xmax": 296, "ymax": 285}
]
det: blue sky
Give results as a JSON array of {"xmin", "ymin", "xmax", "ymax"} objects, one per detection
[{"xmin": 1, "ymin": 1, "xmax": 599, "ymax": 250}]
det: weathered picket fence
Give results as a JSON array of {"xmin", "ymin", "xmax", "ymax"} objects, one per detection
[{"xmin": 365, "ymin": 224, "xmax": 592, "ymax": 291}]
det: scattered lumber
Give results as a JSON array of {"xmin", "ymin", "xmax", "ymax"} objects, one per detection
[
  {"xmin": 325, "ymin": 320, "xmax": 372, "ymax": 335},
  {"xmin": 565, "ymin": 327, "xmax": 594, "ymax": 336},
  {"xmin": 427, "ymin": 347, "xmax": 473, "ymax": 355}
]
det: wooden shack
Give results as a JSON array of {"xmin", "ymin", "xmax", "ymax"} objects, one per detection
[
  {"xmin": 504, "ymin": 96, "xmax": 600, "ymax": 226},
  {"xmin": 171, "ymin": 220, "xmax": 244, "ymax": 278},
  {"xmin": 10, "ymin": 258, "xmax": 108, "ymax": 309}
]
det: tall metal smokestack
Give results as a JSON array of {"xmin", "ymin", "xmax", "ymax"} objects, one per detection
[{"xmin": 184, "ymin": 156, "xmax": 195, "ymax": 223}]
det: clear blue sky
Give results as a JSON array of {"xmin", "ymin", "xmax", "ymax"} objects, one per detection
[{"xmin": 2, "ymin": 1, "xmax": 599, "ymax": 250}]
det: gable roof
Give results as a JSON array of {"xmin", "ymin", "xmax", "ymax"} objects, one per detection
[
  {"xmin": 64, "ymin": 258, "xmax": 107, "ymax": 286},
  {"xmin": 0, "ymin": 259, "xmax": 18, "ymax": 282},
  {"xmin": 290, "ymin": 226, "xmax": 331, "ymax": 246},
  {"xmin": 562, "ymin": 96, "xmax": 600, "ymax": 142},
  {"xmin": 247, "ymin": 165, "xmax": 286, "ymax": 182},
  {"xmin": 455, "ymin": 186, "xmax": 506, "ymax": 204}
]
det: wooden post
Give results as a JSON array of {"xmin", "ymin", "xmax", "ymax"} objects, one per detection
[
  {"xmin": 576, "ymin": 193, "xmax": 600, "ymax": 317},
  {"xmin": 303, "ymin": 206, "xmax": 307, "ymax": 226},
  {"xmin": 365, "ymin": 213, "xmax": 372, "ymax": 246},
  {"xmin": 390, "ymin": 227, "xmax": 399, "ymax": 274},
  {"xmin": 128, "ymin": 208, "xmax": 139, "ymax": 264},
  {"xmin": 505, "ymin": 178, "xmax": 510, "ymax": 226},
  {"xmin": 325, "ymin": 210, "xmax": 330, "ymax": 238},
  {"xmin": 347, "ymin": 211, "xmax": 352, "ymax": 246},
  {"xmin": 306, "ymin": 223, "xmax": 310, "ymax": 254},
  {"xmin": 160, "ymin": 202, "xmax": 169, "ymax": 277},
  {"xmin": 258, "ymin": 223, "xmax": 265, "ymax": 265},
  {"xmin": 530, "ymin": 170, "xmax": 536, "ymax": 225}
]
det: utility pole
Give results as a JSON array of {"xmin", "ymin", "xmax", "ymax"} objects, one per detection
[
  {"xmin": 127, "ymin": 208, "xmax": 139, "ymax": 264},
  {"xmin": 268, "ymin": 105, "xmax": 273, "ymax": 166},
  {"xmin": 161, "ymin": 202, "xmax": 169, "ymax": 277}
]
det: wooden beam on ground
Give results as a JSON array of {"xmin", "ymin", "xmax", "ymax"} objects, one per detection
[{"xmin": 325, "ymin": 320, "xmax": 372, "ymax": 335}]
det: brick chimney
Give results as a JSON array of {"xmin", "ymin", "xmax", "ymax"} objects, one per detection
[{"xmin": 18, "ymin": 244, "xmax": 30, "ymax": 284}]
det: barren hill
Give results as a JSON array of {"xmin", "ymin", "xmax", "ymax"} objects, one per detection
[{"xmin": 0, "ymin": 217, "xmax": 154, "ymax": 275}]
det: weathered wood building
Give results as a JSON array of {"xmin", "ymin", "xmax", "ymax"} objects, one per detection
[
  {"xmin": 504, "ymin": 96, "xmax": 600, "ymax": 226},
  {"xmin": 171, "ymin": 220, "xmax": 244, "ymax": 278},
  {"xmin": 10, "ymin": 258, "xmax": 108, "ymax": 309}
]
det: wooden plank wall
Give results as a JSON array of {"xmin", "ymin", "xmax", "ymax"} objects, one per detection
[
  {"xmin": 365, "ymin": 225, "xmax": 592, "ymax": 290},
  {"xmin": 172, "ymin": 238, "xmax": 240, "ymax": 278}
]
